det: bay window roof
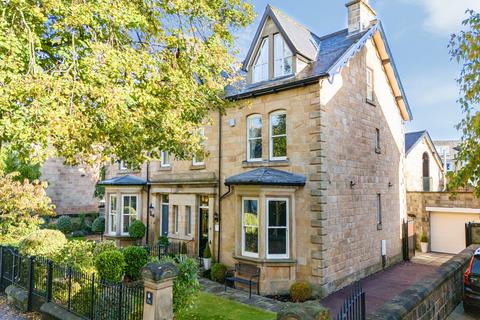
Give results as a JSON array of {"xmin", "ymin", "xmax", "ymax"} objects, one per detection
[{"xmin": 225, "ymin": 168, "xmax": 306, "ymax": 187}]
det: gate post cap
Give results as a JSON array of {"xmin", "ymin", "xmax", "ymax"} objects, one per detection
[{"xmin": 141, "ymin": 262, "xmax": 178, "ymax": 282}]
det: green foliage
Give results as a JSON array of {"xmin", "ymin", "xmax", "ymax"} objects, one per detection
[
  {"xmin": 53, "ymin": 240, "xmax": 95, "ymax": 273},
  {"xmin": 420, "ymin": 234, "xmax": 428, "ymax": 243},
  {"xmin": 289, "ymin": 281, "xmax": 312, "ymax": 303},
  {"xmin": 211, "ymin": 263, "xmax": 228, "ymax": 283},
  {"xmin": 92, "ymin": 216, "xmax": 105, "ymax": 234},
  {"xmin": 18, "ymin": 229, "xmax": 67, "ymax": 258},
  {"xmin": 449, "ymin": 9, "xmax": 480, "ymax": 195},
  {"xmin": 93, "ymin": 240, "xmax": 117, "ymax": 259},
  {"xmin": 159, "ymin": 256, "xmax": 200, "ymax": 314},
  {"xmin": 0, "ymin": 149, "xmax": 41, "ymax": 182},
  {"xmin": 181, "ymin": 242, "xmax": 188, "ymax": 255},
  {"xmin": 203, "ymin": 245, "xmax": 212, "ymax": 259},
  {"xmin": 122, "ymin": 246, "xmax": 149, "ymax": 280},
  {"xmin": 0, "ymin": 173, "xmax": 55, "ymax": 245},
  {"xmin": 56, "ymin": 216, "xmax": 73, "ymax": 234},
  {"xmin": 94, "ymin": 167, "xmax": 106, "ymax": 199},
  {"xmin": 128, "ymin": 220, "xmax": 146, "ymax": 239},
  {"xmin": 94, "ymin": 250, "xmax": 126, "ymax": 283},
  {"xmin": 158, "ymin": 236, "xmax": 170, "ymax": 248},
  {"xmin": 0, "ymin": 0, "xmax": 255, "ymax": 169}
]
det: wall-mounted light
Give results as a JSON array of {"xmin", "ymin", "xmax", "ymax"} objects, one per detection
[
  {"xmin": 388, "ymin": 182, "xmax": 393, "ymax": 188},
  {"xmin": 350, "ymin": 181, "xmax": 356, "ymax": 188},
  {"xmin": 213, "ymin": 212, "xmax": 220, "ymax": 223},
  {"xmin": 149, "ymin": 203, "xmax": 155, "ymax": 217}
]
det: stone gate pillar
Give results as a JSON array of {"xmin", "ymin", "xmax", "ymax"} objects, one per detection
[{"xmin": 141, "ymin": 262, "xmax": 178, "ymax": 320}]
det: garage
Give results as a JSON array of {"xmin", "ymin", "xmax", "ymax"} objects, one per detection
[{"xmin": 429, "ymin": 207, "xmax": 480, "ymax": 254}]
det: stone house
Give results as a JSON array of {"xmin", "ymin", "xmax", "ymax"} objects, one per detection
[
  {"xmin": 40, "ymin": 158, "xmax": 99, "ymax": 214},
  {"xmin": 99, "ymin": 0, "xmax": 412, "ymax": 296},
  {"xmin": 434, "ymin": 140, "xmax": 462, "ymax": 173},
  {"xmin": 405, "ymin": 131, "xmax": 444, "ymax": 192}
]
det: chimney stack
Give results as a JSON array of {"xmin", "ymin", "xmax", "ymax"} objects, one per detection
[{"xmin": 346, "ymin": 0, "xmax": 377, "ymax": 34}]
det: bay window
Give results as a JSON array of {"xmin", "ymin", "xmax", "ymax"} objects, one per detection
[
  {"xmin": 121, "ymin": 195, "xmax": 138, "ymax": 235},
  {"xmin": 267, "ymin": 199, "xmax": 289, "ymax": 259},
  {"xmin": 274, "ymin": 34, "xmax": 293, "ymax": 78},
  {"xmin": 109, "ymin": 195, "xmax": 117, "ymax": 235},
  {"xmin": 242, "ymin": 198, "xmax": 259, "ymax": 258},
  {"xmin": 247, "ymin": 115, "xmax": 263, "ymax": 161},
  {"xmin": 269, "ymin": 111, "xmax": 287, "ymax": 160},
  {"xmin": 253, "ymin": 38, "xmax": 269, "ymax": 83}
]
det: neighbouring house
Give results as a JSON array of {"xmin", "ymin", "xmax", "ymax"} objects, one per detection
[
  {"xmin": 434, "ymin": 140, "xmax": 462, "ymax": 173},
  {"xmin": 99, "ymin": 0, "xmax": 412, "ymax": 297},
  {"xmin": 405, "ymin": 131, "xmax": 444, "ymax": 192},
  {"xmin": 40, "ymin": 158, "xmax": 99, "ymax": 214}
]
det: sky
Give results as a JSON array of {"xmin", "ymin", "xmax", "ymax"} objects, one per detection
[{"xmin": 234, "ymin": 0, "xmax": 480, "ymax": 141}]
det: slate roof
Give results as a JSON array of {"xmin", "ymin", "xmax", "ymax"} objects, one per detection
[
  {"xmin": 405, "ymin": 131, "xmax": 427, "ymax": 154},
  {"xmin": 225, "ymin": 168, "xmax": 306, "ymax": 186},
  {"xmin": 98, "ymin": 175, "xmax": 147, "ymax": 186}
]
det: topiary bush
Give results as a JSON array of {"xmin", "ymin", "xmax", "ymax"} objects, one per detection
[
  {"xmin": 290, "ymin": 281, "xmax": 312, "ymax": 303},
  {"xmin": 210, "ymin": 263, "xmax": 228, "ymax": 283},
  {"xmin": 122, "ymin": 246, "xmax": 149, "ymax": 280},
  {"xmin": 94, "ymin": 250, "xmax": 126, "ymax": 283},
  {"xmin": 93, "ymin": 240, "xmax": 117, "ymax": 259},
  {"xmin": 128, "ymin": 220, "xmax": 146, "ymax": 240},
  {"xmin": 56, "ymin": 216, "xmax": 73, "ymax": 234},
  {"xmin": 18, "ymin": 229, "xmax": 67, "ymax": 258},
  {"xmin": 91, "ymin": 216, "xmax": 105, "ymax": 239},
  {"xmin": 70, "ymin": 230, "xmax": 86, "ymax": 238}
]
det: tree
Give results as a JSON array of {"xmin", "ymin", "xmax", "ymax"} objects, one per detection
[
  {"xmin": 0, "ymin": 148, "xmax": 41, "ymax": 182},
  {"xmin": 0, "ymin": 0, "xmax": 254, "ymax": 171},
  {"xmin": 449, "ymin": 9, "xmax": 480, "ymax": 196},
  {"xmin": 0, "ymin": 173, "xmax": 55, "ymax": 245}
]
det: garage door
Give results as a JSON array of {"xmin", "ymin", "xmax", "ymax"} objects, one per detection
[{"xmin": 430, "ymin": 211, "xmax": 480, "ymax": 254}]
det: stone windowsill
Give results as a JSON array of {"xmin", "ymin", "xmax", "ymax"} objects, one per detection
[
  {"xmin": 168, "ymin": 234, "xmax": 194, "ymax": 241},
  {"xmin": 366, "ymin": 98, "xmax": 376, "ymax": 106},
  {"xmin": 242, "ymin": 159, "xmax": 290, "ymax": 168},
  {"xmin": 105, "ymin": 234, "xmax": 136, "ymax": 240},
  {"xmin": 190, "ymin": 164, "xmax": 206, "ymax": 170},
  {"xmin": 118, "ymin": 169, "xmax": 141, "ymax": 174},
  {"xmin": 233, "ymin": 255, "xmax": 297, "ymax": 266},
  {"xmin": 158, "ymin": 166, "xmax": 172, "ymax": 171}
]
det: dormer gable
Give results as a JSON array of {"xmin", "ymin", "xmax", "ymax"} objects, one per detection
[{"xmin": 243, "ymin": 5, "xmax": 320, "ymax": 84}]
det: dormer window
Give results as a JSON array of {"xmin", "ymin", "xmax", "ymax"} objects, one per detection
[
  {"xmin": 253, "ymin": 38, "xmax": 269, "ymax": 83},
  {"xmin": 274, "ymin": 34, "xmax": 293, "ymax": 78}
]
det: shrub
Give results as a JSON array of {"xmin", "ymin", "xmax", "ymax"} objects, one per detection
[
  {"xmin": 159, "ymin": 256, "xmax": 200, "ymax": 313},
  {"xmin": 128, "ymin": 220, "xmax": 146, "ymax": 239},
  {"xmin": 420, "ymin": 234, "xmax": 428, "ymax": 242},
  {"xmin": 210, "ymin": 263, "xmax": 228, "ymax": 283},
  {"xmin": 56, "ymin": 216, "xmax": 73, "ymax": 234},
  {"xmin": 92, "ymin": 216, "xmax": 105, "ymax": 238},
  {"xmin": 18, "ymin": 229, "xmax": 67, "ymax": 258},
  {"xmin": 70, "ymin": 230, "xmax": 86, "ymax": 238},
  {"xmin": 290, "ymin": 281, "xmax": 312, "ymax": 303},
  {"xmin": 203, "ymin": 245, "xmax": 212, "ymax": 259},
  {"xmin": 94, "ymin": 250, "xmax": 126, "ymax": 283},
  {"xmin": 93, "ymin": 240, "xmax": 117, "ymax": 259},
  {"xmin": 53, "ymin": 240, "xmax": 95, "ymax": 273},
  {"xmin": 123, "ymin": 246, "xmax": 149, "ymax": 280}
]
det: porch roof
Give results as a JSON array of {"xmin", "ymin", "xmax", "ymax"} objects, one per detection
[
  {"xmin": 97, "ymin": 174, "xmax": 147, "ymax": 186},
  {"xmin": 225, "ymin": 168, "xmax": 306, "ymax": 187}
]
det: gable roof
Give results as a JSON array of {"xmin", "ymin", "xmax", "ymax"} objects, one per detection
[
  {"xmin": 228, "ymin": 6, "xmax": 413, "ymax": 121},
  {"xmin": 97, "ymin": 175, "xmax": 147, "ymax": 186},
  {"xmin": 405, "ymin": 130, "xmax": 443, "ymax": 168},
  {"xmin": 225, "ymin": 168, "xmax": 306, "ymax": 186}
]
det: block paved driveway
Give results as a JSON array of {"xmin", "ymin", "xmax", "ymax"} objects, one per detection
[{"xmin": 321, "ymin": 261, "xmax": 438, "ymax": 316}]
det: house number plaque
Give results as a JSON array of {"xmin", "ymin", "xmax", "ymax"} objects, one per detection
[{"xmin": 146, "ymin": 291, "xmax": 153, "ymax": 305}]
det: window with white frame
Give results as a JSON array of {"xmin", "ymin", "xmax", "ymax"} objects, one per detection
[
  {"xmin": 247, "ymin": 115, "xmax": 262, "ymax": 161},
  {"xmin": 376, "ymin": 194, "xmax": 382, "ymax": 229},
  {"xmin": 186, "ymin": 205, "xmax": 192, "ymax": 235},
  {"xmin": 109, "ymin": 195, "xmax": 117, "ymax": 235},
  {"xmin": 253, "ymin": 38, "xmax": 269, "ymax": 83},
  {"xmin": 121, "ymin": 195, "xmax": 138, "ymax": 235},
  {"xmin": 267, "ymin": 199, "xmax": 289, "ymax": 259},
  {"xmin": 270, "ymin": 111, "xmax": 287, "ymax": 160},
  {"xmin": 367, "ymin": 67, "xmax": 374, "ymax": 101},
  {"xmin": 161, "ymin": 151, "xmax": 170, "ymax": 167},
  {"xmin": 193, "ymin": 128, "xmax": 205, "ymax": 166},
  {"xmin": 173, "ymin": 205, "xmax": 179, "ymax": 234},
  {"xmin": 119, "ymin": 160, "xmax": 128, "ymax": 171},
  {"xmin": 242, "ymin": 198, "xmax": 259, "ymax": 258},
  {"xmin": 274, "ymin": 34, "xmax": 293, "ymax": 78}
]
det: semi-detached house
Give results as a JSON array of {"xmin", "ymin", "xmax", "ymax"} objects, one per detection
[{"xmin": 99, "ymin": 0, "xmax": 413, "ymax": 296}]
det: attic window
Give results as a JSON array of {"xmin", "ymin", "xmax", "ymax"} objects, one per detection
[
  {"xmin": 253, "ymin": 38, "xmax": 269, "ymax": 83},
  {"xmin": 274, "ymin": 34, "xmax": 293, "ymax": 78}
]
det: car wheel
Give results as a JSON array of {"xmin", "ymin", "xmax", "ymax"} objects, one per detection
[{"xmin": 463, "ymin": 301, "xmax": 474, "ymax": 313}]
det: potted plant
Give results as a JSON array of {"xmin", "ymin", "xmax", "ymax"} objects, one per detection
[
  {"xmin": 420, "ymin": 234, "xmax": 428, "ymax": 253},
  {"xmin": 203, "ymin": 245, "xmax": 212, "ymax": 270}
]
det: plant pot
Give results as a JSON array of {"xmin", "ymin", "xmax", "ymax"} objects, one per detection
[
  {"xmin": 203, "ymin": 258, "xmax": 212, "ymax": 270},
  {"xmin": 420, "ymin": 242, "xmax": 428, "ymax": 253}
]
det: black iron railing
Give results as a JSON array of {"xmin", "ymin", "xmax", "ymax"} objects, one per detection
[
  {"xmin": 335, "ymin": 282, "xmax": 366, "ymax": 320},
  {"xmin": 0, "ymin": 246, "xmax": 144, "ymax": 320}
]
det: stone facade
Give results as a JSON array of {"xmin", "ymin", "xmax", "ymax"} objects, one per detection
[
  {"xmin": 405, "ymin": 136, "xmax": 444, "ymax": 192},
  {"xmin": 40, "ymin": 158, "xmax": 99, "ymax": 214},
  {"xmin": 434, "ymin": 140, "xmax": 461, "ymax": 173}
]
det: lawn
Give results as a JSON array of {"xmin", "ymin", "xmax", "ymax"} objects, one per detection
[{"xmin": 177, "ymin": 292, "xmax": 277, "ymax": 320}]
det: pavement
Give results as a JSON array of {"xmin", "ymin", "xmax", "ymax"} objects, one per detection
[
  {"xmin": 447, "ymin": 303, "xmax": 480, "ymax": 320},
  {"xmin": 0, "ymin": 295, "xmax": 38, "ymax": 320},
  {"xmin": 411, "ymin": 251, "xmax": 454, "ymax": 266}
]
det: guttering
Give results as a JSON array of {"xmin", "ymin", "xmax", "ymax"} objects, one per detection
[
  {"xmin": 145, "ymin": 161, "xmax": 151, "ymax": 244},
  {"xmin": 217, "ymin": 111, "xmax": 222, "ymax": 262}
]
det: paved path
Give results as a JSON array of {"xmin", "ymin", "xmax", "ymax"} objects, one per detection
[
  {"xmin": 320, "ymin": 262, "xmax": 437, "ymax": 316},
  {"xmin": 411, "ymin": 251, "xmax": 454, "ymax": 266},
  {"xmin": 447, "ymin": 303, "xmax": 480, "ymax": 320},
  {"xmin": 0, "ymin": 296, "xmax": 31, "ymax": 320}
]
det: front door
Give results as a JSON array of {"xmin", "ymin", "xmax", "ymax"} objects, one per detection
[
  {"xmin": 161, "ymin": 195, "xmax": 169, "ymax": 236},
  {"xmin": 198, "ymin": 196, "xmax": 209, "ymax": 257}
]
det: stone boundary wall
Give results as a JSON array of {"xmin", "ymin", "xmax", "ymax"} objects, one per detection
[{"xmin": 368, "ymin": 245, "xmax": 478, "ymax": 320}]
